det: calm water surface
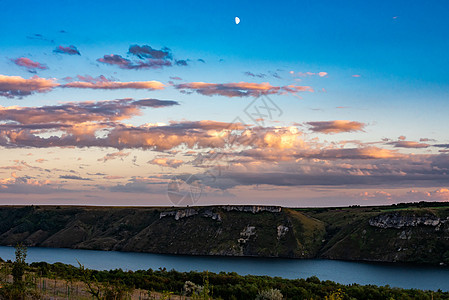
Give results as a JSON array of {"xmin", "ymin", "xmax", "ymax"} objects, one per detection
[{"xmin": 0, "ymin": 246, "xmax": 448, "ymax": 291}]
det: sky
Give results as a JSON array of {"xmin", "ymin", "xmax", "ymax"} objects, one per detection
[{"xmin": 0, "ymin": 0, "xmax": 449, "ymax": 207}]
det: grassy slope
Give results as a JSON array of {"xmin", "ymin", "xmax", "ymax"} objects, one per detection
[
  {"xmin": 0, "ymin": 203, "xmax": 448, "ymax": 264},
  {"xmin": 300, "ymin": 203, "xmax": 449, "ymax": 264},
  {"xmin": 0, "ymin": 206, "xmax": 324, "ymax": 258}
]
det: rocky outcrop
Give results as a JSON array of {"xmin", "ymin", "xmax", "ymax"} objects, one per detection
[
  {"xmin": 238, "ymin": 226, "xmax": 256, "ymax": 244},
  {"xmin": 202, "ymin": 209, "xmax": 222, "ymax": 221},
  {"xmin": 369, "ymin": 212, "xmax": 448, "ymax": 229},
  {"xmin": 277, "ymin": 225, "xmax": 289, "ymax": 240},
  {"xmin": 160, "ymin": 208, "xmax": 221, "ymax": 221},
  {"xmin": 160, "ymin": 209, "xmax": 198, "ymax": 220},
  {"xmin": 221, "ymin": 205, "xmax": 281, "ymax": 214},
  {"xmin": 159, "ymin": 206, "xmax": 280, "ymax": 221}
]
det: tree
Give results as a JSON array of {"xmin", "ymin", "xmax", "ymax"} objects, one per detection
[{"xmin": 12, "ymin": 243, "xmax": 27, "ymax": 289}]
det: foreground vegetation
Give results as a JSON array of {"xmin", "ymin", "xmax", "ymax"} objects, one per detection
[{"xmin": 1, "ymin": 245, "xmax": 448, "ymax": 299}]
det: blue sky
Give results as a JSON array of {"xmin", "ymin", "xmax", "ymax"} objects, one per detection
[{"xmin": 0, "ymin": 0, "xmax": 449, "ymax": 206}]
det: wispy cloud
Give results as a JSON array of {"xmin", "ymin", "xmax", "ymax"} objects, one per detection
[
  {"xmin": 307, "ymin": 120, "xmax": 366, "ymax": 133},
  {"xmin": 244, "ymin": 72, "xmax": 266, "ymax": 78},
  {"xmin": 290, "ymin": 71, "xmax": 328, "ymax": 77},
  {"xmin": 62, "ymin": 79, "xmax": 164, "ymax": 90},
  {"xmin": 0, "ymin": 74, "xmax": 165, "ymax": 98},
  {"xmin": 387, "ymin": 140, "xmax": 430, "ymax": 148},
  {"xmin": 98, "ymin": 151, "xmax": 130, "ymax": 162},
  {"xmin": 59, "ymin": 175, "xmax": 91, "ymax": 180},
  {"xmin": 175, "ymin": 82, "xmax": 313, "ymax": 97}
]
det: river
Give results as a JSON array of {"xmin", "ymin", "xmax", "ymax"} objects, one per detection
[{"xmin": 0, "ymin": 246, "xmax": 448, "ymax": 291}]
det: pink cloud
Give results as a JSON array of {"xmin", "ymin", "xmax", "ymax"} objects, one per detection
[
  {"xmin": 62, "ymin": 80, "xmax": 164, "ymax": 90},
  {"xmin": 54, "ymin": 45, "xmax": 80, "ymax": 55},
  {"xmin": 175, "ymin": 82, "xmax": 313, "ymax": 97},
  {"xmin": 12, "ymin": 57, "xmax": 48, "ymax": 72}
]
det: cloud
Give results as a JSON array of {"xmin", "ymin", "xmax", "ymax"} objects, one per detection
[
  {"xmin": 0, "ymin": 118, "xmax": 299, "ymax": 151},
  {"xmin": 62, "ymin": 79, "xmax": 164, "ymax": 90},
  {"xmin": 59, "ymin": 175, "xmax": 91, "ymax": 180},
  {"xmin": 0, "ymin": 98, "xmax": 177, "ymax": 124},
  {"xmin": 388, "ymin": 140, "xmax": 430, "ymax": 148},
  {"xmin": 175, "ymin": 60, "xmax": 188, "ymax": 66},
  {"xmin": 104, "ymin": 175, "xmax": 125, "ymax": 180},
  {"xmin": 290, "ymin": 71, "xmax": 327, "ymax": 77},
  {"xmin": 132, "ymin": 99, "xmax": 179, "ymax": 108},
  {"xmin": 12, "ymin": 57, "xmax": 48, "ymax": 72},
  {"xmin": 0, "ymin": 75, "xmax": 164, "ymax": 98},
  {"xmin": 98, "ymin": 151, "xmax": 130, "ymax": 162},
  {"xmin": 199, "ymin": 150, "xmax": 449, "ymax": 190},
  {"xmin": 26, "ymin": 33, "xmax": 54, "ymax": 43},
  {"xmin": 128, "ymin": 45, "xmax": 172, "ymax": 60},
  {"xmin": 98, "ymin": 44, "xmax": 191, "ymax": 70},
  {"xmin": 0, "ymin": 100, "xmax": 175, "ymax": 126},
  {"xmin": 97, "ymin": 54, "xmax": 171, "ymax": 70},
  {"xmin": 307, "ymin": 120, "xmax": 366, "ymax": 133},
  {"xmin": 174, "ymin": 82, "xmax": 313, "ymax": 97},
  {"xmin": 434, "ymin": 144, "xmax": 449, "ymax": 148},
  {"xmin": 148, "ymin": 157, "xmax": 184, "ymax": 168},
  {"xmin": 0, "ymin": 75, "xmax": 58, "ymax": 98},
  {"xmin": 239, "ymin": 146, "xmax": 400, "ymax": 162},
  {"xmin": 53, "ymin": 45, "xmax": 80, "ymax": 55},
  {"xmin": 244, "ymin": 72, "xmax": 266, "ymax": 78},
  {"xmin": 109, "ymin": 176, "xmax": 168, "ymax": 193},
  {"xmin": 0, "ymin": 172, "xmax": 57, "ymax": 193}
]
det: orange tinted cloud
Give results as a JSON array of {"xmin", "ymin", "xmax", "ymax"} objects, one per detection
[
  {"xmin": 0, "ymin": 74, "xmax": 165, "ymax": 98},
  {"xmin": 148, "ymin": 157, "xmax": 184, "ymax": 168},
  {"xmin": 0, "ymin": 75, "xmax": 57, "ymax": 98},
  {"xmin": 307, "ymin": 120, "xmax": 366, "ymax": 133}
]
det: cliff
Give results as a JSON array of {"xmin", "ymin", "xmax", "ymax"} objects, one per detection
[
  {"xmin": 0, "ymin": 203, "xmax": 448, "ymax": 265},
  {"xmin": 305, "ymin": 204, "xmax": 449, "ymax": 265},
  {"xmin": 0, "ymin": 205, "xmax": 323, "ymax": 259}
]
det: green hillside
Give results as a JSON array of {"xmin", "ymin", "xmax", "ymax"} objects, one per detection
[{"xmin": 0, "ymin": 203, "xmax": 448, "ymax": 265}]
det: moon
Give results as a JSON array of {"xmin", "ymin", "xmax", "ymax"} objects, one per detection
[{"xmin": 235, "ymin": 17, "xmax": 240, "ymax": 25}]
